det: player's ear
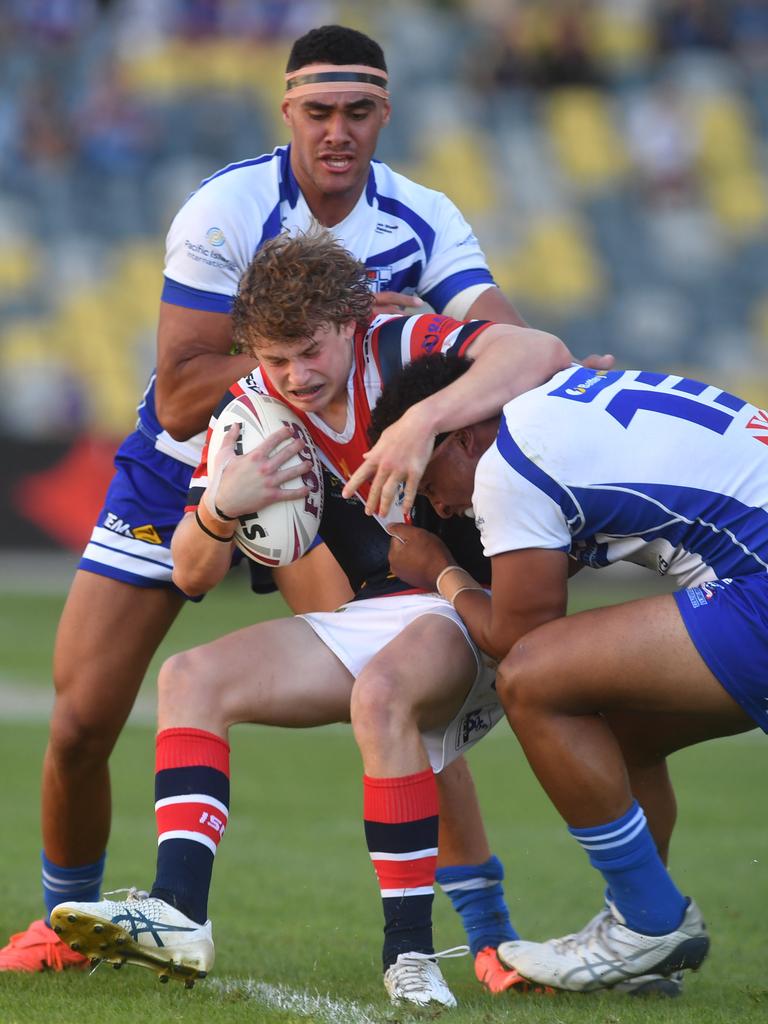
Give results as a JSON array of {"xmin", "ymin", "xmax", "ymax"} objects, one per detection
[
  {"xmin": 459, "ymin": 425, "xmax": 486, "ymax": 458},
  {"xmin": 281, "ymin": 99, "xmax": 292, "ymax": 127},
  {"xmin": 453, "ymin": 428, "xmax": 473, "ymax": 453},
  {"xmin": 381, "ymin": 100, "xmax": 392, "ymax": 126},
  {"xmin": 342, "ymin": 319, "xmax": 357, "ymax": 342}
]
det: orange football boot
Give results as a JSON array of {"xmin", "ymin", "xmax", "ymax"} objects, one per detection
[
  {"xmin": 0, "ymin": 919, "xmax": 89, "ymax": 972},
  {"xmin": 475, "ymin": 946, "xmax": 555, "ymax": 995}
]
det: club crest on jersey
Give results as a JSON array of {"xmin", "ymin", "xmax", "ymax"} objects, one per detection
[
  {"xmin": 366, "ymin": 266, "xmax": 393, "ymax": 289},
  {"xmin": 104, "ymin": 512, "xmax": 162, "ymax": 545},
  {"xmin": 550, "ymin": 368, "xmax": 622, "ymax": 403}
]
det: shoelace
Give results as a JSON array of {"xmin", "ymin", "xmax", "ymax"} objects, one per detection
[
  {"xmin": 103, "ymin": 887, "xmax": 150, "ymax": 902},
  {"xmin": 6, "ymin": 928, "xmax": 69, "ymax": 970},
  {"xmin": 390, "ymin": 945, "xmax": 469, "ymax": 993}
]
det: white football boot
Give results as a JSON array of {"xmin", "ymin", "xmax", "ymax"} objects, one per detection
[
  {"xmin": 384, "ymin": 945, "xmax": 468, "ymax": 1007},
  {"xmin": 614, "ymin": 969, "xmax": 684, "ymax": 997},
  {"xmin": 50, "ymin": 889, "xmax": 213, "ymax": 987},
  {"xmin": 497, "ymin": 900, "xmax": 708, "ymax": 992}
]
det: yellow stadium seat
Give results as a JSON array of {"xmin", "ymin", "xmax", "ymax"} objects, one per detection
[
  {"xmin": 489, "ymin": 213, "xmax": 604, "ymax": 311},
  {"xmin": 0, "ymin": 240, "xmax": 41, "ymax": 298},
  {"xmin": 397, "ymin": 128, "xmax": 498, "ymax": 220},
  {"xmin": 704, "ymin": 169, "xmax": 768, "ymax": 236},
  {"xmin": 546, "ymin": 87, "xmax": 628, "ymax": 190}
]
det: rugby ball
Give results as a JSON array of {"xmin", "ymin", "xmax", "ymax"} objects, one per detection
[{"xmin": 205, "ymin": 392, "xmax": 324, "ymax": 567}]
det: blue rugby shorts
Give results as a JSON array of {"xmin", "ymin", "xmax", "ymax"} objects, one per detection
[
  {"xmin": 675, "ymin": 573, "xmax": 768, "ymax": 733},
  {"xmin": 79, "ymin": 429, "xmax": 191, "ymax": 590}
]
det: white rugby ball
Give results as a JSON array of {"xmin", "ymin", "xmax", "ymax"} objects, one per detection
[{"xmin": 205, "ymin": 392, "xmax": 324, "ymax": 567}]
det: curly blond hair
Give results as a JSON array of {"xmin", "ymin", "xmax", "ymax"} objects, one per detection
[{"xmin": 232, "ymin": 230, "xmax": 374, "ymax": 353}]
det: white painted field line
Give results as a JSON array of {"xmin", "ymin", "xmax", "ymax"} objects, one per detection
[{"xmin": 209, "ymin": 977, "xmax": 381, "ymax": 1024}]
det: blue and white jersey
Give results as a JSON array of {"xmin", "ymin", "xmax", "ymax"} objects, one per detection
[
  {"xmin": 474, "ymin": 366, "xmax": 768, "ymax": 588},
  {"xmin": 139, "ymin": 144, "xmax": 496, "ymax": 466}
]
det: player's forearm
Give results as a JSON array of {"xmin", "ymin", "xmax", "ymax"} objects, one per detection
[
  {"xmin": 156, "ymin": 352, "xmax": 258, "ymax": 440},
  {"xmin": 417, "ymin": 327, "xmax": 570, "ymax": 437},
  {"xmin": 171, "ymin": 508, "xmax": 233, "ymax": 596}
]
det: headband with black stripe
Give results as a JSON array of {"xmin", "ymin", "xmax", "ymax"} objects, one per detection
[{"xmin": 284, "ymin": 63, "xmax": 389, "ymax": 100}]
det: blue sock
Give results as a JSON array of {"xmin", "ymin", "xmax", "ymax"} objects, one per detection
[
  {"xmin": 435, "ymin": 855, "xmax": 518, "ymax": 955},
  {"xmin": 41, "ymin": 851, "xmax": 105, "ymax": 923},
  {"xmin": 569, "ymin": 802, "xmax": 686, "ymax": 936}
]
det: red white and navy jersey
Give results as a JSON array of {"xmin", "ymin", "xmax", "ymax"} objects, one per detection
[
  {"xmin": 187, "ymin": 313, "xmax": 492, "ymax": 597},
  {"xmin": 138, "ymin": 144, "xmax": 497, "ymax": 469}
]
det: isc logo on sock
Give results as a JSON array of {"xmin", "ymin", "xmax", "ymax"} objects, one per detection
[{"xmin": 199, "ymin": 811, "xmax": 225, "ymax": 838}]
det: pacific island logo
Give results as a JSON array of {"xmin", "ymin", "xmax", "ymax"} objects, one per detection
[{"xmin": 206, "ymin": 226, "xmax": 226, "ymax": 247}]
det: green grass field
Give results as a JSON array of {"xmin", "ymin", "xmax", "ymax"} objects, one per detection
[{"xmin": 0, "ymin": 566, "xmax": 765, "ymax": 1024}]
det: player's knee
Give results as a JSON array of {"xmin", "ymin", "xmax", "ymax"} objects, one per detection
[
  {"xmin": 496, "ymin": 634, "xmax": 553, "ymax": 718},
  {"xmin": 48, "ymin": 700, "xmax": 117, "ymax": 765},
  {"xmin": 350, "ymin": 669, "xmax": 412, "ymax": 745},
  {"xmin": 157, "ymin": 649, "xmax": 211, "ymax": 711}
]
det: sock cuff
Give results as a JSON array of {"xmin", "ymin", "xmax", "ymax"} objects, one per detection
[
  {"xmin": 435, "ymin": 853, "xmax": 504, "ymax": 887},
  {"xmin": 363, "ymin": 769, "xmax": 437, "ymax": 823},
  {"xmin": 156, "ymin": 728, "xmax": 230, "ymax": 773},
  {"xmin": 568, "ymin": 800, "xmax": 644, "ymax": 844},
  {"xmin": 41, "ymin": 850, "xmax": 106, "ymax": 881}
]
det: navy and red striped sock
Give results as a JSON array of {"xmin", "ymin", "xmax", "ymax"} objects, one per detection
[
  {"xmin": 150, "ymin": 728, "xmax": 230, "ymax": 925},
  {"xmin": 363, "ymin": 769, "xmax": 439, "ymax": 969}
]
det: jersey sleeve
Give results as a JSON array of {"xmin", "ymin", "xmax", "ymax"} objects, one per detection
[
  {"xmin": 161, "ymin": 173, "xmax": 267, "ymax": 314},
  {"xmin": 367, "ymin": 313, "xmax": 493, "ymax": 389},
  {"xmin": 416, "ymin": 194, "xmax": 495, "ymax": 314},
  {"xmin": 407, "ymin": 313, "xmax": 491, "ymax": 361},
  {"xmin": 473, "ymin": 440, "xmax": 573, "ymax": 558}
]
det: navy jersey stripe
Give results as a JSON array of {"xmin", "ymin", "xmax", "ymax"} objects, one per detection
[
  {"xmin": 374, "ymin": 317, "xmax": 410, "ymax": 388},
  {"xmin": 445, "ymin": 320, "xmax": 490, "ymax": 357}
]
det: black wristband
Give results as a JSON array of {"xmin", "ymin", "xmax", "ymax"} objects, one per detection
[
  {"xmin": 195, "ymin": 507, "xmax": 235, "ymax": 542},
  {"xmin": 214, "ymin": 503, "xmax": 237, "ymax": 522}
]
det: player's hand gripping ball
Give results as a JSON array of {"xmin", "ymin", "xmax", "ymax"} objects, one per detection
[{"xmin": 205, "ymin": 393, "xmax": 324, "ymax": 566}]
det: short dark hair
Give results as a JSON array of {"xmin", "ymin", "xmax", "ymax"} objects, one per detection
[
  {"xmin": 286, "ymin": 24, "xmax": 387, "ymax": 73},
  {"xmin": 369, "ymin": 353, "xmax": 473, "ymax": 445}
]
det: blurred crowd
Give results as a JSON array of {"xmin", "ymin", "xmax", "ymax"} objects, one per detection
[{"xmin": 1, "ymin": 0, "xmax": 767, "ymax": 439}]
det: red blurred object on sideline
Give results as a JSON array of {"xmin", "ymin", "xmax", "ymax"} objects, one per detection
[{"xmin": 12, "ymin": 435, "xmax": 117, "ymax": 551}]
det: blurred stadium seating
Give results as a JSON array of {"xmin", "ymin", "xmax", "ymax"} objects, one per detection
[{"xmin": 1, "ymin": 0, "xmax": 767, "ymax": 450}]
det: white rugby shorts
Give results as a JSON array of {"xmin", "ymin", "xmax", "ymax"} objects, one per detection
[{"xmin": 299, "ymin": 592, "xmax": 503, "ymax": 772}]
